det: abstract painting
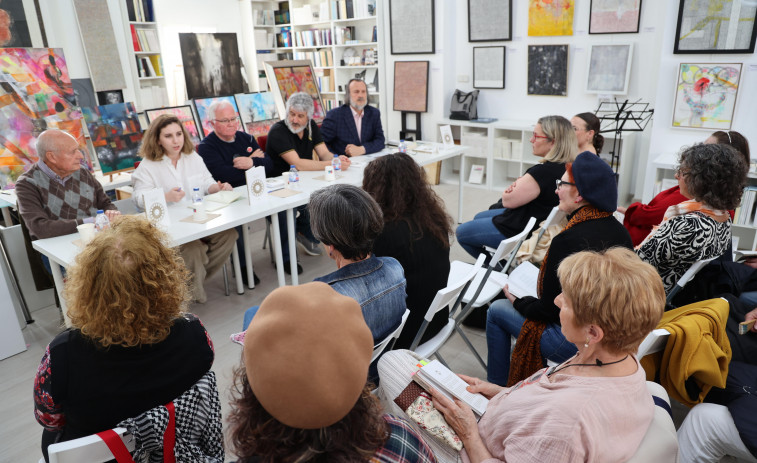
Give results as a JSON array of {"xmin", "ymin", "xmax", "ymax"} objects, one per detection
[
  {"xmin": 586, "ymin": 44, "xmax": 633, "ymax": 94},
  {"xmin": 527, "ymin": 45, "xmax": 568, "ymax": 96},
  {"xmin": 473, "ymin": 47, "xmax": 505, "ymax": 89},
  {"xmin": 235, "ymin": 92, "xmax": 279, "ymax": 138},
  {"xmin": 469, "ymin": 0, "xmax": 512, "ymax": 41},
  {"xmin": 672, "ymin": 63, "xmax": 741, "ymax": 130},
  {"xmin": 0, "ymin": 0, "xmax": 33, "ymax": 46},
  {"xmin": 264, "ymin": 61, "xmax": 326, "ymax": 123},
  {"xmin": 145, "ymin": 105, "xmax": 201, "ymax": 148},
  {"xmin": 83, "ymin": 103, "xmax": 143, "ymax": 174},
  {"xmin": 529, "ymin": 0, "xmax": 574, "ymax": 36},
  {"xmin": 393, "ymin": 61, "xmax": 429, "ymax": 112},
  {"xmin": 389, "ymin": 0, "xmax": 435, "ymax": 54},
  {"xmin": 674, "ymin": 0, "xmax": 757, "ymax": 53},
  {"xmin": 0, "ymin": 48, "xmax": 86, "ymax": 188},
  {"xmin": 179, "ymin": 33, "xmax": 246, "ymax": 99},
  {"xmin": 71, "ymin": 78, "xmax": 97, "ymax": 109},
  {"xmin": 72, "ymin": 0, "xmax": 126, "ymax": 92},
  {"xmin": 589, "ymin": 0, "xmax": 642, "ymax": 34},
  {"xmin": 193, "ymin": 95, "xmax": 239, "ymax": 138}
]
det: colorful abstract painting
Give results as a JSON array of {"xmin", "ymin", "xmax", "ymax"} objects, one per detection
[
  {"xmin": 672, "ymin": 63, "xmax": 741, "ymax": 130},
  {"xmin": 270, "ymin": 64, "xmax": 326, "ymax": 123},
  {"xmin": 193, "ymin": 95, "xmax": 239, "ymax": 138},
  {"xmin": 145, "ymin": 105, "xmax": 201, "ymax": 148},
  {"xmin": 235, "ymin": 92, "xmax": 279, "ymax": 138},
  {"xmin": 529, "ymin": 0, "xmax": 574, "ymax": 36},
  {"xmin": 83, "ymin": 103, "xmax": 143, "ymax": 174},
  {"xmin": 527, "ymin": 45, "xmax": 569, "ymax": 96},
  {"xmin": 589, "ymin": 0, "xmax": 642, "ymax": 34},
  {"xmin": 0, "ymin": 48, "xmax": 87, "ymax": 188}
]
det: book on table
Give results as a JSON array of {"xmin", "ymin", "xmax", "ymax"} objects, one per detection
[{"xmin": 412, "ymin": 359, "xmax": 489, "ymax": 416}]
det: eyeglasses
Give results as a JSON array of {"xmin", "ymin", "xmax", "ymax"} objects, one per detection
[
  {"xmin": 532, "ymin": 133, "xmax": 550, "ymax": 141},
  {"xmin": 214, "ymin": 118, "xmax": 238, "ymax": 125},
  {"xmin": 556, "ymin": 179, "xmax": 576, "ymax": 189},
  {"xmin": 675, "ymin": 166, "xmax": 689, "ymax": 177}
]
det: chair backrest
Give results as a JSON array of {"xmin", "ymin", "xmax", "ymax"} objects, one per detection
[
  {"xmin": 666, "ymin": 256, "xmax": 717, "ymax": 303},
  {"xmin": 112, "ymin": 198, "xmax": 138, "ymax": 215},
  {"xmin": 636, "ymin": 328, "xmax": 671, "ymax": 359},
  {"xmin": 534, "ymin": 207, "xmax": 564, "ymax": 244},
  {"xmin": 490, "ymin": 216, "xmax": 537, "ymax": 266},
  {"xmin": 256, "ymin": 135, "xmax": 268, "ymax": 152},
  {"xmin": 626, "ymin": 382, "xmax": 679, "ymax": 462},
  {"xmin": 47, "ymin": 427, "xmax": 134, "ymax": 463},
  {"xmin": 372, "ymin": 308, "xmax": 410, "ymax": 362}
]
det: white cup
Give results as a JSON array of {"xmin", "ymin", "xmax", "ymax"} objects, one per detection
[
  {"xmin": 77, "ymin": 223, "xmax": 96, "ymax": 244},
  {"xmin": 193, "ymin": 201, "xmax": 207, "ymax": 221},
  {"xmin": 281, "ymin": 172, "xmax": 290, "ymax": 186},
  {"xmin": 325, "ymin": 165, "xmax": 335, "ymax": 181}
]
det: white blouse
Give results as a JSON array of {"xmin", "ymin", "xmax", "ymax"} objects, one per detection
[{"xmin": 132, "ymin": 152, "xmax": 217, "ymax": 209}]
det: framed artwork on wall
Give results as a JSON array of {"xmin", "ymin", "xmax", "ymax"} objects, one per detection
[
  {"xmin": 528, "ymin": 0, "xmax": 575, "ymax": 36},
  {"xmin": 672, "ymin": 63, "xmax": 741, "ymax": 130},
  {"xmin": 193, "ymin": 95, "xmax": 239, "ymax": 138},
  {"xmin": 469, "ymin": 0, "xmax": 512, "ymax": 42},
  {"xmin": 527, "ymin": 45, "xmax": 569, "ymax": 96},
  {"xmin": 674, "ymin": 0, "xmax": 757, "ymax": 53},
  {"xmin": 179, "ymin": 32, "xmax": 246, "ymax": 99},
  {"xmin": 585, "ymin": 44, "xmax": 633, "ymax": 94},
  {"xmin": 473, "ymin": 47, "xmax": 506, "ymax": 89},
  {"xmin": 389, "ymin": 0, "xmax": 435, "ymax": 54},
  {"xmin": 393, "ymin": 61, "xmax": 429, "ymax": 113},
  {"xmin": 145, "ymin": 105, "xmax": 202, "ymax": 148},
  {"xmin": 263, "ymin": 60, "xmax": 326, "ymax": 124},
  {"xmin": 589, "ymin": 0, "xmax": 642, "ymax": 34}
]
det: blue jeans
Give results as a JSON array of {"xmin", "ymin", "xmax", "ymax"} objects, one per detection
[
  {"xmin": 739, "ymin": 291, "xmax": 757, "ymax": 309},
  {"xmin": 486, "ymin": 299, "xmax": 577, "ymax": 386},
  {"xmin": 273, "ymin": 205, "xmax": 319, "ymax": 261},
  {"xmin": 243, "ymin": 305, "xmax": 260, "ymax": 330},
  {"xmin": 456, "ymin": 209, "xmax": 507, "ymax": 258}
]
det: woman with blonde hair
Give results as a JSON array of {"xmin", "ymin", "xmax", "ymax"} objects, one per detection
[
  {"xmin": 33, "ymin": 216, "xmax": 218, "ymax": 461},
  {"xmin": 132, "ymin": 113, "xmax": 237, "ymax": 303},
  {"xmin": 456, "ymin": 115, "xmax": 578, "ymax": 258}
]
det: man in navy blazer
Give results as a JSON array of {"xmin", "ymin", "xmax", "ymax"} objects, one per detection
[{"xmin": 321, "ymin": 79, "xmax": 385, "ymax": 156}]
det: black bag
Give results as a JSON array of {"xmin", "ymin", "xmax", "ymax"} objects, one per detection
[{"xmin": 449, "ymin": 89, "xmax": 479, "ymax": 120}]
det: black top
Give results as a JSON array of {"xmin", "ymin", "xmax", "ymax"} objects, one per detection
[
  {"xmin": 492, "ymin": 161, "xmax": 565, "ymax": 237},
  {"xmin": 265, "ymin": 119, "xmax": 326, "ymax": 176},
  {"xmin": 513, "ymin": 209, "xmax": 633, "ymax": 324},
  {"xmin": 197, "ymin": 131, "xmax": 273, "ymax": 186},
  {"xmin": 47, "ymin": 314, "xmax": 214, "ymax": 442},
  {"xmin": 373, "ymin": 220, "xmax": 450, "ymax": 349}
]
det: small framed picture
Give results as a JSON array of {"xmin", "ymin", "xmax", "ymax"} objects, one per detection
[{"xmin": 96, "ymin": 89, "xmax": 124, "ymax": 106}]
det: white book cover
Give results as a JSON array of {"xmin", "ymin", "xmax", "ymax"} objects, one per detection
[
  {"xmin": 415, "ymin": 360, "xmax": 489, "ymax": 416},
  {"xmin": 142, "ymin": 188, "xmax": 171, "ymax": 228},
  {"xmin": 246, "ymin": 166, "xmax": 268, "ymax": 204},
  {"xmin": 504, "ymin": 262, "xmax": 539, "ymax": 298},
  {"xmin": 468, "ymin": 164, "xmax": 485, "ymax": 184},
  {"xmin": 440, "ymin": 125, "xmax": 455, "ymax": 148}
]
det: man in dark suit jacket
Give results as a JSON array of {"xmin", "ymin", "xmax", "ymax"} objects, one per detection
[{"xmin": 321, "ymin": 79, "xmax": 385, "ymax": 156}]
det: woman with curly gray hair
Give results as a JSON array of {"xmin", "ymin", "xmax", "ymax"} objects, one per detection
[{"xmin": 636, "ymin": 142, "xmax": 748, "ymax": 294}]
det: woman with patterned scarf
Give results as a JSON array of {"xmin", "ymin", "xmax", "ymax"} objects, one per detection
[
  {"xmin": 636, "ymin": 143, "xmax": 747, "ymax": 295},
  {"xmin": 486, "ymin": 151, "xmax": 633, "ymax": 387}
]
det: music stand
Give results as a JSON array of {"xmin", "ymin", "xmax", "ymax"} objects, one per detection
[{"xmin": 595, "ymin": 99, "xmax": 654, "ymax": 173}]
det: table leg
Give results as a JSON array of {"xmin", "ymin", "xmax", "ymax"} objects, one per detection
[
  {"xmin": 232, "ymin": 245, "xmax": 244, "ymax": 294},
  {"xmin": 1, "ymin": 207, "xmax": 11, "ymax": 227},
  {"xmin": 243, "ymin": 223, "xmax": 254, "ymax": 289},
  {"xmin": 50, "ymin": 262, "xmax": 70, "ymax": 327},
  {"xmin": 271, "ymin": 213, "xmax": 286, "ymax": 286},
  {"xmin": 287, "ymin": 208, "xmax": 297, "ymax": 286},
  {"xmin": 458, "ymin": 154, "xmax": 464, "ymax": 223}
]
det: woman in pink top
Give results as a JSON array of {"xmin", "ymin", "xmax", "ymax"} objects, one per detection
[{"xmin": 380, "ymin": 247, "xmax": 665, "ymax": 462}]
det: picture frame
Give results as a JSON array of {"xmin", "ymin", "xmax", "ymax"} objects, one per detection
[
  {"xmin": 96, "ymin": 89, "xmax": 124, "ymax": 106},
  {"xmin": 527, "ymin": 45, "xmax": 569, "ymax": 96},
  {"xmin": 589, "ymin": 0, "xmax": 642, "ymax": 34},
  {"xmin": 145, "ymin": 105, "xmax": 202, "ymax": 148},
  {"xmin": 468, "ymin": 0, "xmax": 512, "ymax": 42},
  {"xmin": 193, "ymin": 96, "xmax": 240, "ymax": 138},
  {"xmin": 473, "ymin": 47, "xmax": 506, "ymax": 89},
  {"xmin": 393, "ymin": 61, "xmax": 429, "ymax": 113},
  {"xmin": 672, "ymin": 63, "xmax": 742, "ymax": 130},
  {"xmin": 674, "ymin": 0, "xmax": 757, "ymax": 54},
  {"xmin": 585, "ymin": 44, "xmax": 633, "ymax": 95},
  {"xmin": 263, "ymin": 60, "xmax": 327, "ymax": 124},
  {"xmin": 389, "ymin": 0, "xmax": 435, "ymax": 54}
]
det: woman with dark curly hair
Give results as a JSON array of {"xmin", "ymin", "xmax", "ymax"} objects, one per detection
[
  {"xmin": 229, "ymin": 282, "xmax": 435, "ymax": 463},
  {"xmin": 33, "ymin": 216, "xmax": 218, "ymax": 461},
  {"xmin": 363, "ymin": 153, "xmax": 453, "ymax": 349},
  {"xmin": 636, "ymin": 143, "xmax": 748, "ymax": 294},
  {"xmin": 571, "ymin": 112, "xmax": 604, "ymax": 154}
]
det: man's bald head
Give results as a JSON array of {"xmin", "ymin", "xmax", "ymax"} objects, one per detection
[{"xmin": 37, "ymin": 129, "xmax": 77, "ymax": 161}]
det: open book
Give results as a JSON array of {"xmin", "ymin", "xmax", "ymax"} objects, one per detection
[
  {"xmin": 412, "ymin": 360, "xmax": 489, "ymax": 416},
  {"xmin": 734, "ymin": 250, "xmax": 757, "ymax": 262},
  {"xmin": 503, "ymin": 262, "xmax": 539, "ymax": 298},
  {"xmin": 205, "ymin": 190, "xmax": 241, "ymax": 204}
]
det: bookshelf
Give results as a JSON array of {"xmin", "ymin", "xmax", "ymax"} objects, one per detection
[
  {"xmin": 251, "ymin": 0, "xmax": 381, "ymax": 113},
  {"xmin": 119, "ymin": 0, "xmax": 169, "ymax": 111}
]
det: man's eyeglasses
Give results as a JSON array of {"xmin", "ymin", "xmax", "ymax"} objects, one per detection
[
  {"xmin": 556, "ymin": 179, "xmax": 575, "ymax": 189},
  {"xmin": 214, "ymin": 118, "xmax": 238, "ymax": 124}
]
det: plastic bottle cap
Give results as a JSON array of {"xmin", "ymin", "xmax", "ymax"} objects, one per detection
[
  {"xmin": 193, "ymin": 187, "xmax": 200, "ymax": 191},
  {"xmin": 97, "ymin": 209, "xmax": 104, "ymax": 213}
]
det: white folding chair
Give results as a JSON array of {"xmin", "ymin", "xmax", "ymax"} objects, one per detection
[
  {"xmin": 533, "ymin": 206, "xmax": 566, "ymax": 247},
  {"xmin": 637, "ymin": 328, "xmax": 671, "ymax": 359},
  {"xmin": 409, "ymin": 254, "xmax": 485, "ymax": 368},
  {"xmin": 44, "ymin": 427, "xmax": 134, "ymax": 463},
  {"xmin": 666, "ymin": 256, "xmax": 717, "ymax": 303},
  {"xmin": 627, "ymin": 382, "xmax": 679, "ymax": 462},
  {"xmin": 372, "ymin": 308, "xmax": 410, "ymax": 362}
]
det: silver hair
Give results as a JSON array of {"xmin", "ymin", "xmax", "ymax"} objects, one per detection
[
  {"xmin": 207, "ymin": 100, "xmax": 235, "ymax": 122},
  {"xmin": 343, "ymin": 79, "xmax": 368, "ymax": 106},
  {"xmin": 36, "ymin": 129, "xmax": 74, "ymax": 161},
  {"xmin": 285, "ymin": 92, "xmax": 314, "ymax": 118},
  {"xmin": 308, "ymin": 184, "xmax": 383, "ymax": 260}
]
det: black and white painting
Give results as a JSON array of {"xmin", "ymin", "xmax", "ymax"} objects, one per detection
[
  {"xmin": 527, "ymin": 44, "xmax": 568, "ymax": 96},
  {"xmin": 179, "ymin": 32, "xmax": 246, "ymax": 100}
]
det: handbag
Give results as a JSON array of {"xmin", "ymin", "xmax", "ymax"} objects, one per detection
[
  {"xmin": 449, "ymin": 89, "xmax": 479, "ymax": 120},
  {"xmin": 394, "ymin": 381, "xmax": 463, "ymax": 451}
]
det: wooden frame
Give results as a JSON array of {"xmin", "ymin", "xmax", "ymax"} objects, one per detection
[
  {"xmin": 674, "ymin": 0, "xmax": 757, "ymax": 54},
  {"xmin": 473, "ymin": 47, "xmax": 506, "ymax": 89},
  {"xmin": 585, "ymin": 44, "xmax": 633, "ymax": 95},
  {"xmin": 468, "ymin": 0, "xmax": 512, "ymax": 42},
  {"xmin": 393, "ymin": 61, "xmax": 429, "ymax": 113},
  {"xmin": 389, "ymin": 0, "xmax": 435, "ymax": 54},
  {"xmin": 263, "ymin": 60, "xmax": 327, "ymax": 124},
  {"xmin": 589, "ymin": 0, "xmax": 642, "ymax": 34}
]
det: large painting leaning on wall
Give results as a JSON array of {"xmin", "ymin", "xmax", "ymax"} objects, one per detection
[
  {"xmin": 193, "ymin": 95, "xmax": 239, "ymax": 138},
  {"xmin": 145, "ymin": 105, "xmax": 202, "ymax": 148},
  {"xmin": 672, "ymin": 63, "xmax": 741, "ymax": 130},
  {"xmin": 83, "ymin": 103, "xmax": 143, "ymax": 174},
  {"xmin": 264, "ymin": 60, "xmax": 326, "ymax": 124},
  {"xmin": 234, "ymin": 91, "xmax": 279, "ymax": 138},
  {"xmin": 179, "ymin": 32, "xmax": 246, "ymax": 100}
]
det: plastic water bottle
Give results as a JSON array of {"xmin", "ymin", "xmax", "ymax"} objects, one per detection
[
  {"xmin": 398, "ymin": 139, "xmax": 407, "ymax": 154},
  {"xmin": 288, "ymin": 165, "xmax": 300, "ymax": 190},
  {"xmin": 332, "ymin": 154, "xmax": 342, "ymax": 173},
  {"xmin": 191, "ymin": 187, "xmax": 202, "ymax": 204},
  {"xmin": 94, "ymin": 209, "xmax": 110, "ymax": 232}
]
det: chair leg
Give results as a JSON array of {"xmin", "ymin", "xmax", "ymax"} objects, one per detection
[
  {"xmin": 434, "ymin": 352, "xmax": 450, "ymax": 369},
  {"xmin": 222, "ymin": 263, "xmax": 230, "ymax": 296},
  {"xmin": 455, "ymin": 325, "xmax": 487, "ymax": 369}
]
